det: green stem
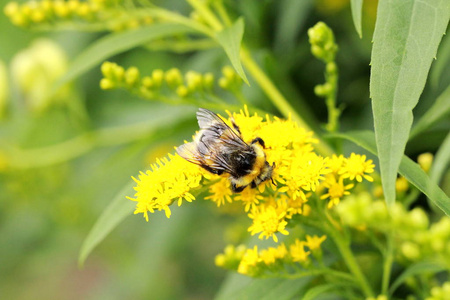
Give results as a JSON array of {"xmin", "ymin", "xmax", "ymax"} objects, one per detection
[
  {"xmin": 187, "ymin": 0, "xmax": 223, "ymax": 31},
  {"xmin": 327, "ymin": 224, "xmax": 374, "ymax": 297},
  {"xmin": 7, "ymin": 118, "xmax": 188, "ymax": 169},
  {"xmin": 240, "ymin": 48, "xmax": 334, "ymax": 156},
  {"xmin": 382, "ymin": 231, "xmax": 394, "ymax": 296},
  {"xmin": 213, "ymin": 0, "xmax": 232, "ymax": 26}
]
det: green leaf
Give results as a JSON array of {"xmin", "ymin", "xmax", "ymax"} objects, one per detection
[
  {"xmin": 431, "ymin": 131, "xmax": 450, "ymax": 185},
  {"xmin": 370, "ymin": 0, "xmax": 450, "ymax": 206},
  {"xmin": 431, "ymin": 26, "xmax": 450, "ymax": 88},
  {"xmin": 215, "ymin": 17, "xmax": 249, "ymax": 85},
  {"xmin": 409, "ymin": 84, "xmax": 450, "ymax": 139},
  {"xmin": 78, "ymin": 181, "xmax": 136, "ymax": 266},
  {"xmin": 327, "ymin": 130, "xmax": 450, "ymax": 216},
  {"xmin": 56, "ymin": 23, "xmax": 193, "ymax": 88},
  {"xmin": 302, "ymin": 284, "xmax": 338, "ymax": 300},
  {"xmin": 350, "ymin": 0, "xmax": 364, "ymax": 38},
  {"xmin": 215, "ymin": 274, "xmax": 311, "ymax": 300},
  {"xmin": 389, "ymin": 261, "xmax": 447, "ymax": 295},
  {"xmin": 274, "ymin": 0, "xmax": 314, "ymax": 53}
]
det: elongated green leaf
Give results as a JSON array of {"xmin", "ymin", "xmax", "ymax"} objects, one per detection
[
  {"xmin": 389, "ymin": 261, "xmax": 447, "ymax": 295},
  {"xmin": 215, "ymin": 276, "xmax": 311, "ymax": 300},
  {"xmin": 56, "ymin": 23, "xmax": 193, "ymax": 88},
  {"xmin": 350, "ymin": 0, "xmax": 364, "ymax": 38},
  {"xmin": 215, "ymin": 17, "xmax": 249, "ymax": 85},
  {"xmin": 431, "ymin": 26, "xmax": 450, "ymax": 88},
  {"xmin": 431, "ymin": 131, "xmax": 450, "ymax": 185},
  {"xmin": 79, "ymin": 181, "xmax": 136, "ymax": 266},
  {"xmin": 410, "ymin": 84, "xmax": 450, "ymax": 139},
  {"xmin": 302, "ymin": 284, "xmax": 338, "ymax": 300},
  {"xmin": 370, "ymin": 0, "xmax": 450, "ymax": 206},
  {"xmin": 274, "ymin": 0, "xmax": 314, "ymax": 53},
  {"xmin": 328, "ymin": 130, "xmax": 450, "ymax": 216}
]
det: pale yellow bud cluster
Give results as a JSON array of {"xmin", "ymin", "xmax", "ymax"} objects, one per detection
[
  {"xmin": 3, "ymin": 0, "xmax": 109, "ymax": 27},
  {"xmin": 218, "ymin": 66, "xmax": 242, "ymax": 92},
  {"xmin": 426, "ymin": 281, "xmax": 450, "ymax": 300},
  {"xmin": 109, "ymin": 15, "xmax": 154, "ymax": 32},
  {"xmin": 336, "ymin": 193, "xmax": 450, "ymax": 265},
  {"xmin": 100, "ymin": 61, "xmax": 218, "ymax": 101}
]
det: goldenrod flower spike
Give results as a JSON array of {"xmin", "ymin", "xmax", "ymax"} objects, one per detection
[{"xmin": 127, "ymin": 154, "xmax": 203, "ymax": 221}]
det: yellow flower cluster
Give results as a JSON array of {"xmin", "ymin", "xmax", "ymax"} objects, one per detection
[
  {"xmin": 319, "ymin": 153, "xmax": 374, "ymax": 208},
  {"xmin": 127, "ymin": 154, "xmax": 203, "ymax": 221},
  {"xmin": 129, "ymin": 107, "xmax": 375, "ymax": 244},
  {"xmin": 215, "ymin": 235, "xmax": 327, "ymax": 277}
]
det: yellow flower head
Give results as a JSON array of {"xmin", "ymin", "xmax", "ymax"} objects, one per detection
[
  {"xmin": 320, "ymin": 174, "xmax": 354, "ymax": 208},
  {"xmin": 233, "ymin": 185, "xmax": 264, "ymax": 212},
  {"xmin": 205, "ymin": 177, "xmax": 233, "ymax": 207},
  {"xmin": 339, "ymin": 153, "xmax": 375, "ymax": 182},
  {"xmin": 248, "ymin": 203, "xmax": 289, "ymax": 242},
  {"xmin": 305, "ymin": 234, "xmax": 327, "ymax": 251},
  {"xmin": 289, "ymin": 239, "xmax": 311, "ymax": 262},
  {"xmin": 237, "ymin": 245, "xmax": 261, "ymax": 275},
  {"xmin": 128, "ymin": 154, "xmax": 203, "ymax": 220}
]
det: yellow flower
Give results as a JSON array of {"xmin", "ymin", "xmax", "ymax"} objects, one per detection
[
  {"xmin": 320, "ymin": 174, "xmax": 354, "ymax": 208},
  {"xmin": 339, "ymin": 153, "xmax": 375, "ymax": 182},
  {"xmin": 233, "ymin": 186, "xmax": 264, "ymax": 212},
  {"xmin": 128, "ymin": 154, "xmax": 203, "ymax": 220},
  {"xmin": 248, "ymin": 204, "xmax": 289, "ymax": 242},
  {"xmin": 289, "ymin": 239, "xmax": 311, "ymax": 262},
  {"xmin": 205, "ymin": 177, "xmax": 233, "ymax": 207},
  {"xmin": 305, "ymin": 235, "xmax": 327, "ymax": 251},
  {"xmin": 237, "ymin": 246, "xmax": 261, "ymax": 275},
  {"xmin": 328, "ymin": 154, "xmax": 345, "ymax": 173}
]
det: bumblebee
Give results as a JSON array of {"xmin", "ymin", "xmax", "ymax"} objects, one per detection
[{"xmin": 176, "ymin": 108, "xmax": 274, "ymax": 193}]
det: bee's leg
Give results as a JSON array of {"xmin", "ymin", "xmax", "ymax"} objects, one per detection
[
  {"xmin": 251, "ymin": 137, "xmax": 266, "ymax": 148},
  {"xmin": 230, "ymin": 117, "xmax": 242, "ymax": 136},
  {"xmin": 201, "ymin": 165, "xmax": 224, "ymax": 175},
  {"xmin": 251, "ymin": 181, "xmax": 257, "ymax": 189},
  {"xmin": 232, "ymin": 183, "xmax": 246, "ymax": 193}
]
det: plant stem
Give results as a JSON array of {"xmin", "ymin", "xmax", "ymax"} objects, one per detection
[
  {"xmin": 327, "ymin": 224, "xmax": 374, "ymax": 297},
  {"xmin": 240, "ymin": 48, "xmax": 334, "ymax": 156},
  {"xmin": 382, "ymin": 232, "xmax": 394, "ymax": 296},
  {"xmin": 187, "ymin": 0, "xmax": 223, "ymax": 31}
]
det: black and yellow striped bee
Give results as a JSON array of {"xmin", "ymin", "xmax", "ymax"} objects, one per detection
[{"xmin": 176, "ymin": 108, "xmax": 274, "ymax": 193}]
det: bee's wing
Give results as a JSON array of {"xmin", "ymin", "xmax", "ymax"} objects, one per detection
[
  {"xmin": 177, "ymin": 109, "xmax": 251, "ymax": 176},
  {"xmin": 176, "ymin": 142, "xmax": 206, "ymax": 166},
  {"xmin": 196, "ymin": 108, "xmax": 247, "ymax": 148}
]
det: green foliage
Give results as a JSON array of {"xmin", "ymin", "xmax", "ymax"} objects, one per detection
[
  {"xmin": 1, "ymin": 0, "xmax": 449, "ymax": 299},
  {"xmin": 329, "ymin": 130, "xmax": 450, "ymax": 216},
  {"xmin": 350, "ymin": 0, "xmax": 363, "ymax": 38},
  {"xmin": 370, "ymin": 0, "xmax": 450, "ymax": 206}
]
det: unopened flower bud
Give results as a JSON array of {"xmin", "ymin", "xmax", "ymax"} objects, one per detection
[{"xmin": 418, "ymin": 152, "xmax": 433, "ymax": 173}]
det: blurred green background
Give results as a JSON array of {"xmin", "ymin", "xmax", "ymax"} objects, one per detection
[{"xmin": 0, "ymin": 0, "xmax": 448, "ymax": 299}]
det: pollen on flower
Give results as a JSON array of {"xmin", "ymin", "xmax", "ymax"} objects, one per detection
[
  {"xmin": 339, "ymin": 153, "xmax": 375, "ymax": 182},
  {"xmin": 128, "ymin": 153, "xmax": 203, "ymax": 221}
]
